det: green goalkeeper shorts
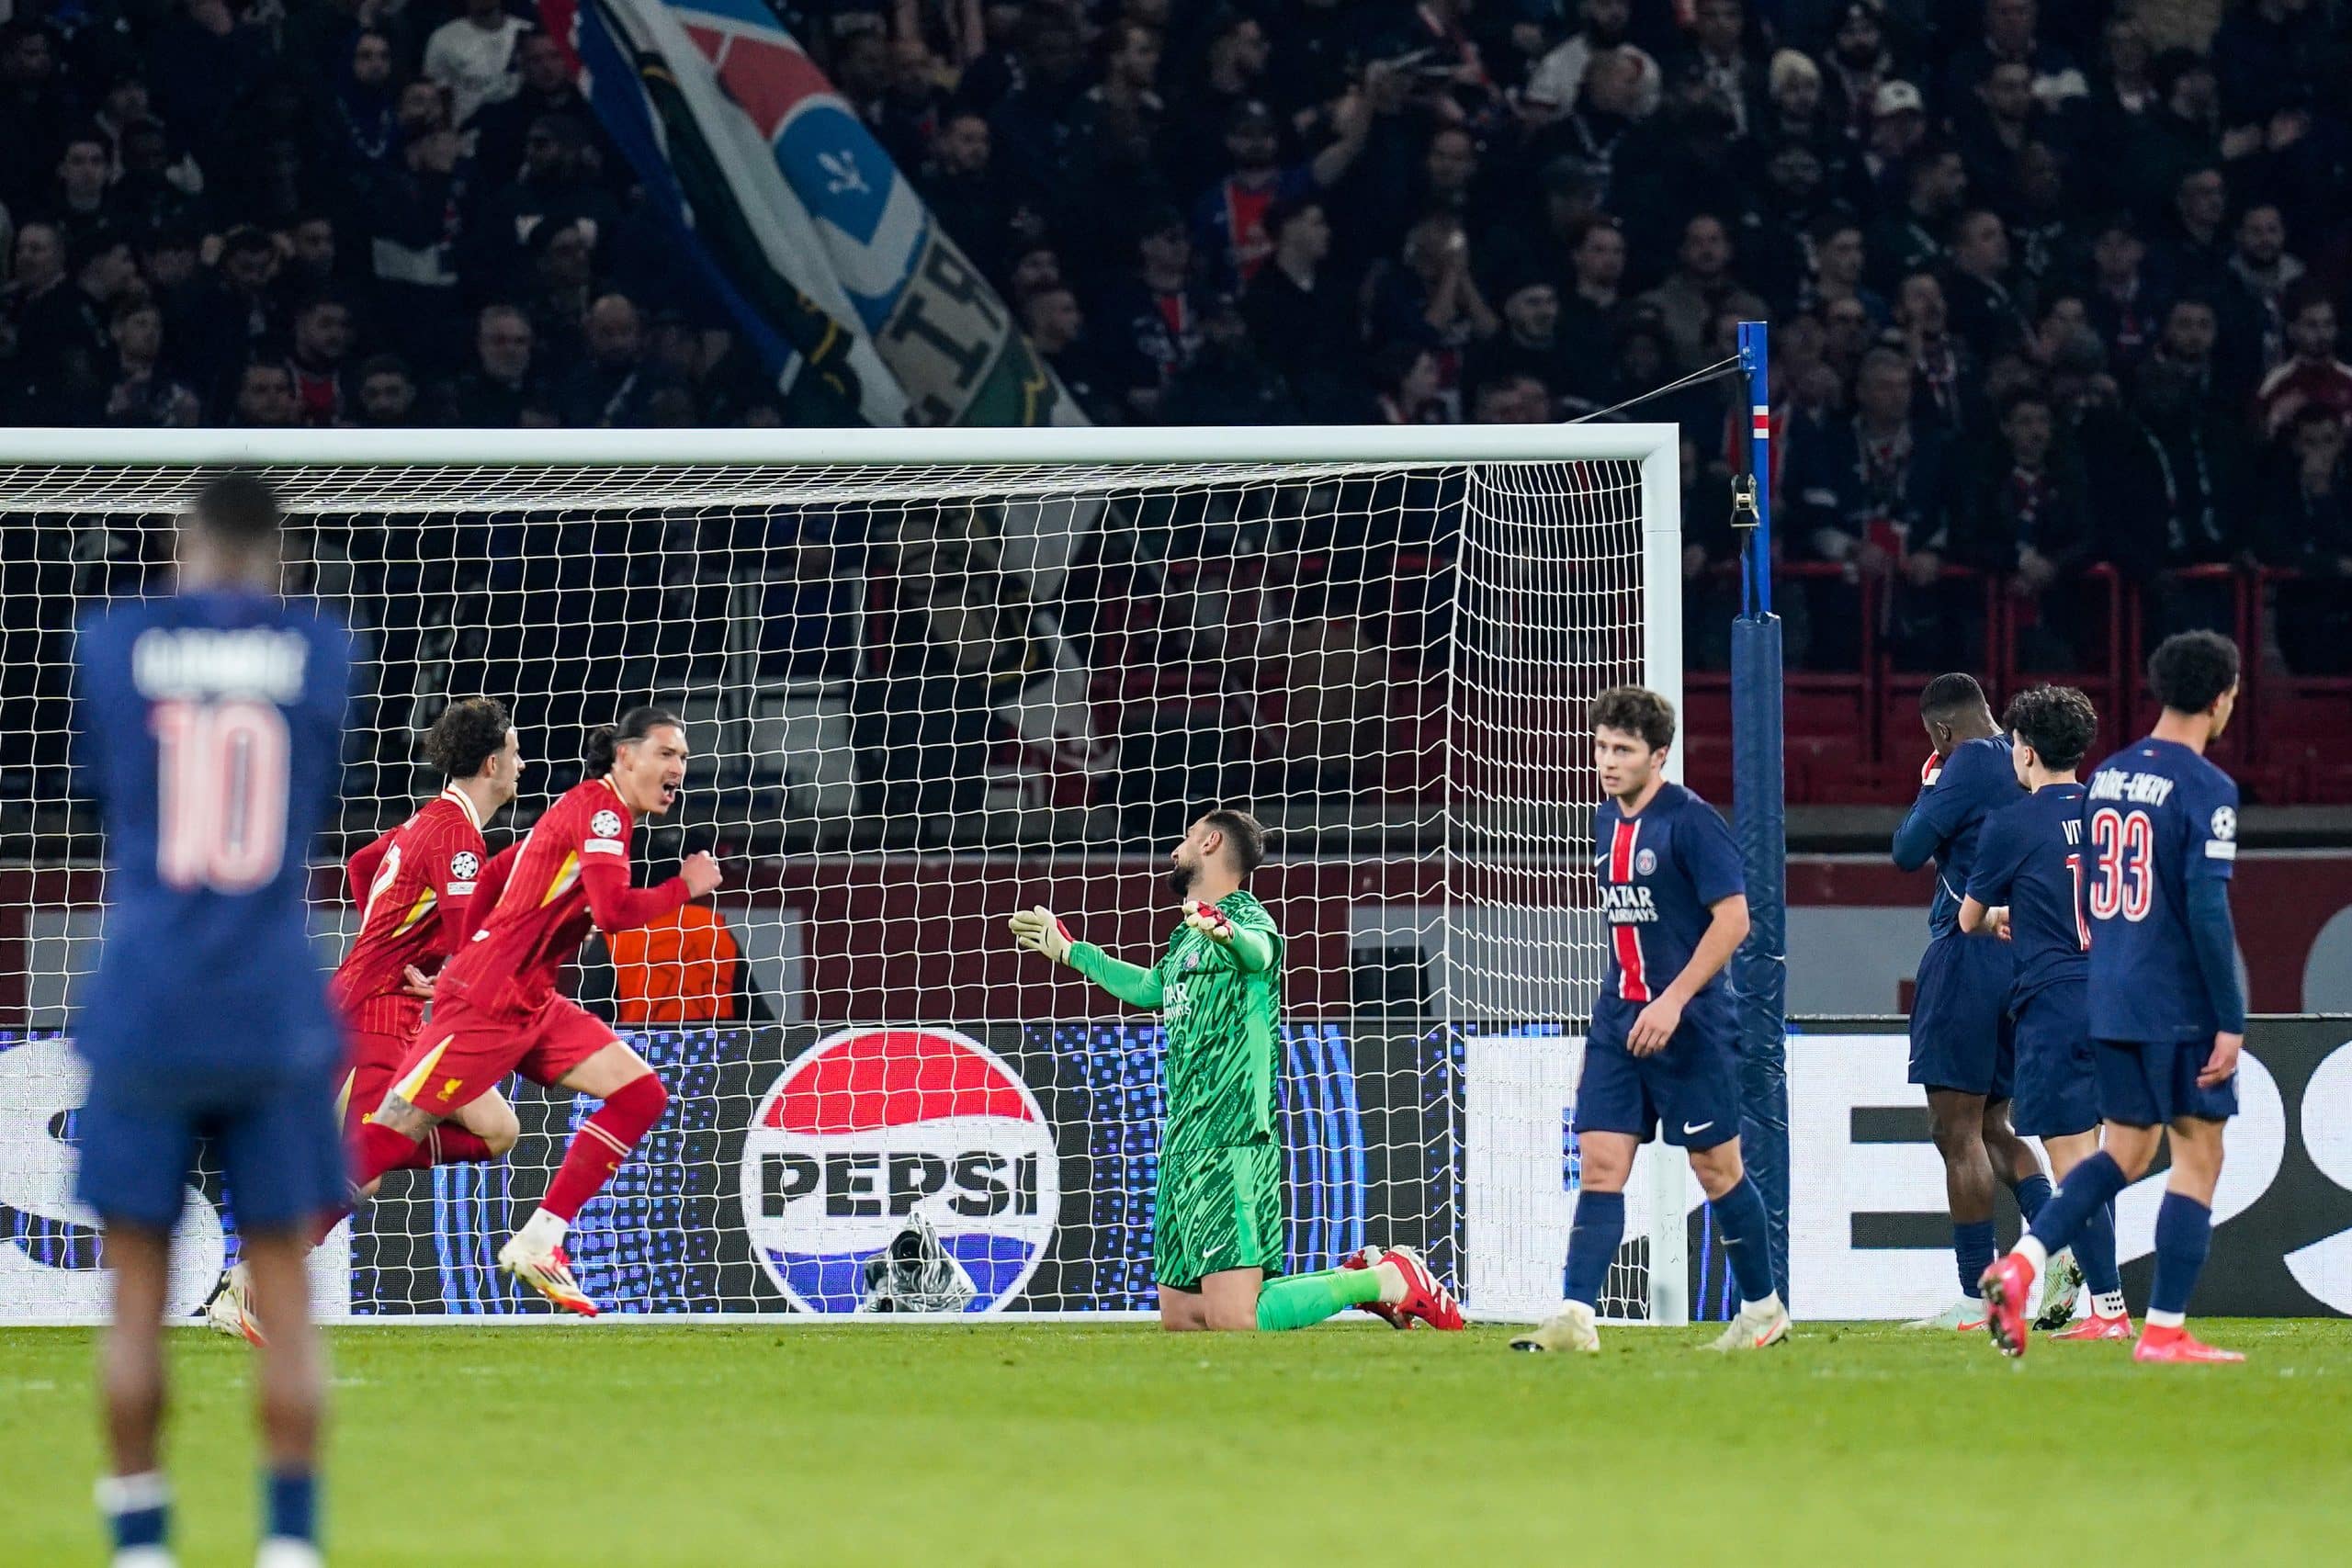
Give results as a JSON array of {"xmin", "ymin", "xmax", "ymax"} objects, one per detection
[{"xmin": 1154, "ymin": 1141, "xmax": 1283, "ymax": 1291}]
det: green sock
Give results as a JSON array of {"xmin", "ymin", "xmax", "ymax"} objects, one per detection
[{"xmin": 1255, "ymin": 1267, "xmax": 1384, "ymax": 1331}]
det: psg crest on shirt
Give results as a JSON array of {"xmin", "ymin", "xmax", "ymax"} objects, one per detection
[{"xmin": 1634, "ymin": 848, "xmax": 1658, "ymax": 876}]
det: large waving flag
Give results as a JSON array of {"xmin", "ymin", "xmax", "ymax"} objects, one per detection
[{"xmin": 547, "ymin": 0, "xmax": 1082, "ymax": 425}]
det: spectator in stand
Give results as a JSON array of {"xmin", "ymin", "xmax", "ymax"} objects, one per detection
[
  {"xmin": 39, "ymin": 129, "xmax": 124, "ymax": 254},
  {"xmin": 1469, "ymin": 372, "xmax": 1552, "ymax": 423},
  {"xmin": 1159, "ymin": 292, "xmax": 1296, "ymax": 425},
  {"xmin": 287, "ymin": 294, "xmax": 356, "ymax": 427},
  {"xmin": 2106, "ymin": 357, "xmax": 2250, "ymax": 642},
  {"xmin": 916, "ymin": 112, "xmax": 1023, "ymax": 288},
  {"xmin": 557, "ymin": 292, "xmax": 678, "ymax": 427},
  {"xmin": 2256, "ymin": 289, "xmax": 2352, "ymax": 442},
  {"xmin": 481, "ymin": 32, "xmax": 615, "ymax": 191},
  {"xmin": 2225, "ymin": 202, "xmax": 2302, "ymax": 375},
  {"xmin": 1802, "ymin": 214, "xmax": 1887, "ymax": 327},
  {"xmin": 1089, "ymin": 206, "xmax": 1207, "ymax": 422},
  {"xmin": 1675, "ymin": 0, "xmax": 1767, "ymax": 138},
  {"xmin": 523, "ymin": 220, "xmax": 600, "ymax": 375},
  {"xmin": 0, "ymin": 23, "xmax": 71, "ymax": 215},
  {"xmin": 1369, "ymin": 211, "xmax": 1494, "ymax": 384},
  {"xmin": 1941, "ymin": 208, "xmax": 2030, "ymax": 361},
  {"xmin": 2149, "ymin": 295, "xmax": 2239, "ymax": 410},
  {"xmin": 6, "ymin": 223, "xmax": 79, "ymax": 389},
  {"xmin": 2154, "ymin": 163, "xmax": 2230, "ymax": 299},
  {"xmin": 425, "ymin": 0, "xmax": 531, "ymax": 132},
  {"xmin": 1964, "ymin": 387, "xmax": 2094, "ymax": 669},
  {"xmin": 430, "ymin": 304, "xmax": 542, "ymax": 426},
  {"xmin": 1555, "ymin": 214, "xmax": 1626, "ymax": 400},
  {"xmin": 222, "ymin": 356, "xmax": 300, "ymax": 427},
  {"xmin": 1532, "ymin": 47, "xmax": 1645, "ymax": 214},
  {"xmin": 109, "ymin": 115, "xmax": 209, "ymax": 243},
  {"xmin": 1784, "ymin": 345, "xmax": 1952, "ymax": 665},
  {"xmin": 1869, "ymin": 144, "xmax": 1964, "ymax": 294},
  {"xmin": 151, "ymin": 0, "xmax": 272, "ymax": 174},
  {"xmin": 353, "ymin": 354, "xmax": 421, "ymax": 428},
  {"xmin": 1941, "ymin": 0, "xmax": 2086, "ymax": 119},
  {"xmin": 1021, "ymin": 283, "xmax": 1116, "ymax": 423},
  {"xmin": 1819, "ymin": 2, "xmax": 1897, "ymax": 141},
  {"xmin": 1464, "ymin": 276, "xmax": 1572, "ymax": 415},
  {"xmin": 1370, "ymin": 343, "xmax": 1443, "ymax": 424},
  {"xmin": 2211, "ymin": 0, "xmax": 2332, "ymax": 132},
  {"xmin": 2084, "ymin": 213, "xmax": 2160, "ymax": 375},
  {"xmin": 368, "ymin": 120, "xmax": 469, "ymax": 371},
  {"xmin": 2259, "ymin": 403, "xmax": 2352, "ymax": 674},
  {"xmin": 170, "ymin": 225, "xmax": 284, "ymax": 389},
  {"xmin": 1241, "ymin": 197, "xmax": 1358, "ymax": 413},
  {"xmin": 324, "ymin": 30, "xmax": 404, "ymax": 177},
  {"xmin": 1191, "ymin": 92, "xmax": 1370, "ymax": 289},
  {"xmin": 280, "ymin": 212, "xmax": 348, "ymax": 304},
  {"xmin": 2084, "ymin": 16, "xmax": 2157, "ymax": 152},
  {"xmin": 466, "ymin": 115, "xmax": 625, "ymax": 301},
  {"xmin": 100, "ymin": 299, "xmax": 203, "ymax": 426},
  {"xmin": 1956, "ymin": 59, "xmax": 2060, "ymax": 216},
  {"xmin": 1524, "ymin": 0, "xmax": 1659, "ymax": 122},
  {"xmin": 985, "ymin": 10, "xmax": 1088, "ymax": 226},
  {"xmin": 1165, "ymin": 8, "xmax": 1272, "ymax": 204},
  {"xmin": 1857, "ymin": 78, "xmax": 1929, "ymax": 207},
  {"xmin": 1637, "ymin": 211, "xmax": 1745, "ymax": 375}
]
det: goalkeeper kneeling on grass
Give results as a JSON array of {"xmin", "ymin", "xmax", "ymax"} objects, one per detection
[{"xmin": 1010, "ymin": 808, "xmax": 1462, "ymax": 1333}]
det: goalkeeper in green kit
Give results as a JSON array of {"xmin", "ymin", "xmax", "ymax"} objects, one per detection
[{"xmin": 1009, "ymin": 808, "xmax": 1464, "ymax": 1333}]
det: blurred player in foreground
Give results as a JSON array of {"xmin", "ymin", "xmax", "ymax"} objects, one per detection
[
  {"xmin": 1982, "ymin": 632, "xmax": 2248, "ymax": 1362},
  {"xmin": 1959, "ymin": 685, "xmax": 2132, "ymax": 1339},
  {"xmin": 345, "ymin": 706, "xmax": 723, "ymax": 1315},
  {"xmin": 1009, "ymin": 808, "xmax": 1464, "ymax": 1331},
  {"xmin": 1892, "ymin": 673, "xmax": 2073, "ymax": 1331},
  {"xmin": 74, "ymin": 474, "xmax": 349, "ymax": 1568},
  {"xmin": 1512, "ymin": 686, "xmax": 1789, "ymax": 1354},
  {"xmin": 206, "ymin": 697, "xmax": 526, "ymax": 1344}
]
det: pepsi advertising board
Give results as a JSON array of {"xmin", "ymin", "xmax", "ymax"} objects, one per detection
[{"xmin": 6, "ymin": 1019, "xmax": 2350, "ymax": 1321}]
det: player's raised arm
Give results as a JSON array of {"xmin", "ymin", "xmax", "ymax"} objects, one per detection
[
  {"xmin": 1008, "ymin": 905, "xmax": 1168, "ymax": 1007},
  {"xmin": 1182, "ymin": 898, "xmax": 1278, "ymax": 974}
]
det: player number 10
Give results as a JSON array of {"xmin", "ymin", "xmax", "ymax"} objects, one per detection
[
  {"xmin": 2086, "ymin": 807, "xmax": 2154, "ymax": 923},
  {"xmin": 151, "ymin": 697, "xmax": 290, "ymax": 893}
]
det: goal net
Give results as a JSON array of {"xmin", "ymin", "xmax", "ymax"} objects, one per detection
[{"xmin": 0, "ymin": 426, "xmax": 1685, "ymax": 1325}]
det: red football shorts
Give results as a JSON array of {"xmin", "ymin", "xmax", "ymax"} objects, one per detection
[
  {"xmin": 390, "ymin": 993, "xmax": 617, "ymax": 1116},
  {"xmin": 338, "ymin": 1027, "xmax": 413, "ymax": 1137}
]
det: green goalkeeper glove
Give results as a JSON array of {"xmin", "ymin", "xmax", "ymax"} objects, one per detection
[{"xmin": 1008, "ymin": 905, "xmax": 1075, "ymax": 964}]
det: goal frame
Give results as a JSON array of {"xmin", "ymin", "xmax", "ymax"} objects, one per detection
[{"xmin": 1, "ymin": 421, "xmax": 1690, "ymax": 1326}]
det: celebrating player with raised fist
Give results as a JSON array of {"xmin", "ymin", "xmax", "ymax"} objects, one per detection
[{"xmin": 347, "ymin": 706, "xmax": 723, "ymax": 1316}]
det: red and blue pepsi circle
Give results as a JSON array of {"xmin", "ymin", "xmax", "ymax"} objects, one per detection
[{"xmin": 739, "ymin": 1027, "xmax": 1058, "ymax": 1314}]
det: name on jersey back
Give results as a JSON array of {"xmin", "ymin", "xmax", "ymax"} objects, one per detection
[
  {"xmin": 2087, "ymin": 769, "xmax": 2176, "ymax": 807},
  {"xmin": 131, "ymin": 626, "xmax": 309, "ymax": 701}
]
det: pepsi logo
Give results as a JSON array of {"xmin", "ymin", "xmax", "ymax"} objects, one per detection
[{"xmin": 739, "ymin": 1027, "xmax": 1058, "ymax": 1314}]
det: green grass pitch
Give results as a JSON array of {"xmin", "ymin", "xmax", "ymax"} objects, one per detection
[{"xmin": 5, "ymin": 1320, "xmax": 2348, "ymax": 1565}]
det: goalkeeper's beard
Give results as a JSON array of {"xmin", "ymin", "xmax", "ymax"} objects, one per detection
[{"xmin": 1168, "ymin": 860, "xmax": 1198, "ymax": 900}]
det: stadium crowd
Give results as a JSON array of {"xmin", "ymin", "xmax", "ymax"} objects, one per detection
[{"xmin": 3, "ymin": 0, "xmax": 2352, "ymax": 685}]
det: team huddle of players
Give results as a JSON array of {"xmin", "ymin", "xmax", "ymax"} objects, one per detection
[{"xmin": 1895, "ymin": 632, "xmax": 2251, "ymax": 1364}]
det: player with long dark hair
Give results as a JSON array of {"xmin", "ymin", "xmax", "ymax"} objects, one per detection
[{"xmin": 346, "ymin": 706, "xmax": 722, "ymax": 1315}]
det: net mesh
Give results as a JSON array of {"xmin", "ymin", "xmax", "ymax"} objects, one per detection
[{"xmin": 0, "ymin": 451, "xmax": 1665, "ymax": 1322}]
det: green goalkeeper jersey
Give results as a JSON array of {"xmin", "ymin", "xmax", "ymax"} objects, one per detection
[{"xmin": 1068, "ymin": 890, "xmax": 1283, "ymax": 1156}]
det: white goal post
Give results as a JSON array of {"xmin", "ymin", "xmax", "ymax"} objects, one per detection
[{"xmin": 0, "ymin": 423, "xmax": 1691, "ymax": 1326}]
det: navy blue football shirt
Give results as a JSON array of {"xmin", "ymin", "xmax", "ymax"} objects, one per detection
[
  {"xmin": 2083, "ymin": 738, "xmax": 2240, "ymax": 1043},
  {"xmin": 1964, "ymin": 782, "xmax": 2090, "ymax": 1001},
  {"xmin": 74, "ymin": 590, "xmax": 352, "ymax": 1075},
  {"xmin": 1893, "ymin": 734, "xmax": 2027, "ymax": 940},
  {"xmin": 1596, "ymin": 784, "xmax": 1746, "ymax": 1005}
]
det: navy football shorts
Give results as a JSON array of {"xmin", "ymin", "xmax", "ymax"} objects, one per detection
[
  {"xmin": 2093, "ymin": 1037, "xmax": 2240, "ymax": 1128},
  {"xmin": 1908, "ymin": 931, "xmax": 2016, "ymax": 1099},
  {"xmin": 76, "ymin": 1061, "xmax": 345, "ymax": 1234},
  {"xmin": 1575, "ymin": 991, "xmax": 1740, "ymax": 1150},
  {"xmin": 2008, "ymin": 982, "xmax": 2098, "ymax": 1138}
]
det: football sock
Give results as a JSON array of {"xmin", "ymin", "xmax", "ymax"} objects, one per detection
[
  {"xmin": 390, "ymin": 1125, "xmax": 499, "ymax": 1171},
  {"xmin": 540, "ymin": 1074, "xmax": 669, "ymax": 1223},
  {"xmin": 264, "ymin": 1467, "xmax": 316, "ymax": 1546},
  {"xmin": 96, "ymin": 1471, "xmax": 168, "ymax": 1555},
  {"xmin": 348, "ymin": 1120, "xmax": 420, "ymax": 1191},
  {"xmin": 1255, "ymin": 1268, "xmax": 1384, "ymax": 1331},
  {"xmin": 2075, "ymin": 1196, "xmax": 2122, "ymax": 1300},
  {"xmin": 2010, "ymin": 1173, "xmax": 2052, "ymax": 1224},
  {"xmin": 2023, "ymin": 1150, "xmax": 2128, "ymax": 1263},
  {"xmin": 2092, "ymin": 1291, "xmax": 2129, "ymax": 1320},
  {"xmin": 1562, "ymin": 1190, "xmax": 1625, "ymax": 1309},
  {"xmin": 1711, "ymin": 1175, "xmax": 1779, "ymax": 1306},
  {"xmin": 2147, "ymin": 1190, "xmax": 2212, "ymax": 1327},
  {"xmin": 1953, "ymin": 1220, "xmax": 1995, "ymax": 1298}
]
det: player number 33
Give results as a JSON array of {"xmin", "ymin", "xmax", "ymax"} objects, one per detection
[{"xmin": 2086, "ymin": 807, "xmax": 2154, "ymax": 923}]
